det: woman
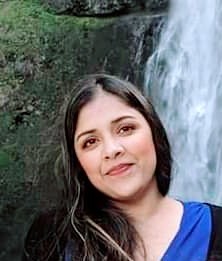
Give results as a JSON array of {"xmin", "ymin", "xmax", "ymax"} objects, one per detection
[{"xmin": 22, "ymin": 74, "xmax": 222, "ymax": 261}]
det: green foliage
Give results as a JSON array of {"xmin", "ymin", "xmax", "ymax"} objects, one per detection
[
  {"xmin": 0, "ymin": 1, "xmax": 113, "ymax": 259},
  {"xmin": 0, "ymin": 0, "xmax": 111, "ymax": 95},
  {"xmin": 0, "ymin": 150, "xmax": 11, "ymax": 168},
  {"xmin": 0, "ymin": 0, "xmax": 110, "ymax": 55}
]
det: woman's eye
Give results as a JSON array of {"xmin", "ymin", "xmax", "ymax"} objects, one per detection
[
  {"xmin": 119, "ymin": 125, "xmax": 135, "ymax": 135},
  {"xmin": 82, "ymin": 138, "xmax": 97, "ymax": 149}
]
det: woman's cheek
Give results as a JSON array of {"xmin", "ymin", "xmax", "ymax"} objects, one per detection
[
  {"xmin": 129, "ymin": 131, "xmax": 156, "ymax": 157},
  {"xmin": 79, "ymin": 150, "xmax": 101, "ymax": 177}
]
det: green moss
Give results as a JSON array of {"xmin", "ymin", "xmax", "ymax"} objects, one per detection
[
  {"xmin": 0, "ymin": 1, "xmax": 115, "ymax": 259},
  {"xmin": 0, "ymin": 150, "xmax": 11, "ymax": 168},
  {"xmin": 0, "ymin": 0, "xmax": 111, "ymax": 55},
  {"xmin": 0, "ymin": 0, "xmax": 112, "ymax": 98}
]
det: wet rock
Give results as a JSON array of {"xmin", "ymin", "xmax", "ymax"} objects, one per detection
[
  {"xmin": 86, "ymin": 13, "xmax": 165, "ymax": 86},
  {"xmin": 42, "ymin": 0, "xmax": 168, "ymax": 16},
  {"xmin": 27, "ymin": 105, "xmax": 34, "ymax": 112},
  {"xmin": 0, "ymin": 50, "xmax": 7, "ymax": 67},
  {"xmin": 146, "ymin": 0, "xmax": 168, "ymax": 11},
  {"xmin": 14, "ymin": 58, "xmax": 35, "ymax": 79},
  {"xmin": 0, "ymin": 92, "xmax": 10, "ymax": 108}
]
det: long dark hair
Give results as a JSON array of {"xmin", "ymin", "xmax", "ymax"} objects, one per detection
[{"xmin": 61, "ymin": 74, "xmax": 172, "ymax": 260}]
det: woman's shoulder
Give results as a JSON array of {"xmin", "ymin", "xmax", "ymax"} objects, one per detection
[
  {"xmin": 179, "ymin": 201, "xmax": 222, "ymax": 260},
  {"xmin": 180, "ymin": 200, "xmax": 222, "ymax": 215},
  {"xmin": 22, "ymin": 207, "xmax": 69, "ymax": 261},
  {"xmin": 206, "ymin": 203, "xmax": 222, "ymax": 260}
]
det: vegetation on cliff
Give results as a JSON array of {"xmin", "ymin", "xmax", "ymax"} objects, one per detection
[
  {"xmin": 0, "ymin": 1, "xmax": 112, "ymax": 259},
  {"xmin": 0, "ymin": 1, "xmax": 164, "ymax": 260}
]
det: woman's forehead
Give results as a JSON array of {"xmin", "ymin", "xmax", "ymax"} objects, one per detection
[{"xmin": 78, "ymin": 92, "xmax": 137, "ymax": 118}]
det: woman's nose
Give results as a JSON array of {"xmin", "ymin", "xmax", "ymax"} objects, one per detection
[{"xmin": 102, "ymin": 138, "xmax": 124, "ymax": 160}]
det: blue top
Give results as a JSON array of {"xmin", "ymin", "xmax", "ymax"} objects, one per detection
[
  {"xmin": 162, "ymin": 201, "xmax": 212, "ymax": 261},
  {"xmin": 64, "ymin": 201, "xmax": 212, "ymax": 261}
]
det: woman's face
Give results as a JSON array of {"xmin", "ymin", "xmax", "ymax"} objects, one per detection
[{"xmin": 74, "ymin": 90, "xmax": 158, "ymax": 203}]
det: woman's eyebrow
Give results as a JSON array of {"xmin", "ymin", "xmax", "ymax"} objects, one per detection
[
  {"xmin": 76, "ymin": 129, "xmax": 96, "ymax": 142},
  {"xmin": 76, "ymin": 115, "xmax": 135, "ymax": 142},
  {"xmin": 111, "ymin": 115, "xmax": 135, "ymax": 124}
]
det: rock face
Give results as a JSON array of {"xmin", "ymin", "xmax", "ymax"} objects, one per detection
[
  {"xmin": 43, "ymin": 0, "xmax": 168, "ymax": 15},
  {"xmin": 88, "ymin": 14, "xmax": 163, "ymax": 86},
  {"xmin": 0, "ymin": 50, "xmax": 7, "ymax": 67}
]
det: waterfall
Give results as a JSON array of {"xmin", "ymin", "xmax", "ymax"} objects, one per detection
[{"xmin": 145, "ymin": 0, "xmax": 222, "ymax": 205}]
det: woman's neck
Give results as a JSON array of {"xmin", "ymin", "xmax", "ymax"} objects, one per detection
[
  {"xmin": 113, "ymin": 178, "xmax": 166, "ymax": 225},
  {"xmin": 116, "ymin": 192, "xmax": 183, "ymax": 261}
]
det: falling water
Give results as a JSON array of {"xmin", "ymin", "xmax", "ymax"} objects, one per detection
[{"xmin": 145, "ymin": 0, "xmax": 222, "ymax": 205}]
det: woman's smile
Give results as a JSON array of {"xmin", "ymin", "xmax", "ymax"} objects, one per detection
[{"xmin": 105, "ymin": 163, "xmax": 134, "ymax": 176}]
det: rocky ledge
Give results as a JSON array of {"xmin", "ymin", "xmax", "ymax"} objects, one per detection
[{"xmin": 43, "ymin": 0, "xmax": 168, "ymax": 16}]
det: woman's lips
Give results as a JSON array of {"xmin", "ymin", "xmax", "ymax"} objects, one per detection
[{"xmin": 106, "ymin": 163, "xmax": 133, "ymax": 176}]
